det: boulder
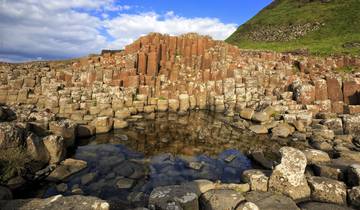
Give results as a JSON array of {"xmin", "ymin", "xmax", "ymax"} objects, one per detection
[
  {"xmin": 26, "ymin": 133, "xmax": 49, "ymax": 164},
  {"xmin": 252, "ymin": 112, "xmax": 270, "ymax": 123},
  {"xmin": 46, "ymin": 158, "xmax": 87, "ymax": 182},
  {"xmin": 242, "ymin": 169, "xmax": 269, "ymax": 192},
  {"xmin": 343, "ymin": 114, "xmax": 360, "ymax": 134},
  {"xmin": 43, "ymin": 135, "xmax": 66, "ymax": 164},
  {"xmin": 200, "ymin": 189, "xmax": 245, "ymax": 210},
  {"xmin": 268, "ymin": 147, "xmax": 310, "ymax": 201},
  {"xmin": 303, "ymin": 149, "xmax": 330, "ymax": 165},
  {"xmin": 307, "ymin": 176, "xmax": 347, "ymax": 205},
  {"xmin": 49, "ymin": 119, "xmax": 77, "ymax": 148},
  {"xmin": 249, "ymin": 125, "xmax": 268, "ymax": 134},
  {"xmin": 347, "ymin": 164, "xmax": 360, "ymax": 186},
  {"xmin": 245, "ymin": 191, "xmax": 300, "ymax": 210},
  {"xmin": 149, "ymin": 185, "xmax": 199, "ymax": 210},
  {"xmin": 0, "ymin": 122, "xmax": 26, "ymax": 149},
  {"xmin": 348, "ymin": 186, "xmax": 360, "ymax": 208},
  {"xmin": 271, "ymin": 123, "xmax": 294, "ymax": 138},
  {"xmin": 294, "ymin": 84, "xmax": 315, "ymax": 105},
  {"xmin": 240, "ymin": 108, "xmax": 255, "ymax": 120},
  {"xmin": 0, "ymin": 195, "xmax": 109, "ymax": 210}
]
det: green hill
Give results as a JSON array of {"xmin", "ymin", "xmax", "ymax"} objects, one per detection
[{"xmin": 226, "ymin": 0, "xmax": 360, "ymax": 56}]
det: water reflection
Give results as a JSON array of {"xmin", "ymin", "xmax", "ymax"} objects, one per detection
[{"xmin": 45, "ymin": 111, "xmax": 307, "ymax": 206}]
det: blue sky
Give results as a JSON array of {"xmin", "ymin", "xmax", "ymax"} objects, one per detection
[{"xmin": 0, "ymin": 0, "xmax": 272, "ymax": 62}]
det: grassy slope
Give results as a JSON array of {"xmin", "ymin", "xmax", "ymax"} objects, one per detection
[{"xmin": 226, "ymin": 0, "xmax": 360, "ymax": 56}]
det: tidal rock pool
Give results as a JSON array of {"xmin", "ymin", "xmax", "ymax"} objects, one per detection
[{"xmin": 43, "ymin": 111, "xmax": 307, "ymax": 206}]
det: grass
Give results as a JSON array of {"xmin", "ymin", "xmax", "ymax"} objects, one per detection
[
  {"xmin": 0, "ymin": 147, "xmax": 30, "ymax": 183},
  {"xmin": 226, "ymin": 0, "xmax": 360, "ymax": 56}
]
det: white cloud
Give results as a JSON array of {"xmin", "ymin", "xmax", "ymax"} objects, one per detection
[
  {"xmin": 104, "ymin": 12, "xmax": 237, "ymax": 50},
  {"xmin": 0, "ymin": 1, "xmax": 237, "ymax": 62}
]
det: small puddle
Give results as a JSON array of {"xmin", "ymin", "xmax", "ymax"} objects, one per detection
[{"xmin": 42, "ymin": 111, "xmax": 306, "ymax": 206}]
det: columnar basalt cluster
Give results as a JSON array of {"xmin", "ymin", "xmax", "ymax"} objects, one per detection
[{"xmin": 1, "ymin": 33, "xmax": 360, "ymax": 131}]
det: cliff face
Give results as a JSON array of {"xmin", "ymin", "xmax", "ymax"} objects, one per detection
[
  {"xmin": 0, "ymin": 33, "xmax": 360, "ymax": 125},
  {"xmin": 226, "ymin": 0, "xmax": 360, "ymax": 55}
]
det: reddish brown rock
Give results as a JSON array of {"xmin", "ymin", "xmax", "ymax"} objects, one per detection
[
  {"xmin": 314, "ymin": 79, "xmax": 328, "ymax": 100},
  {"xmin": 343, "ymin": 80, "xmax": 360, "ymax": 105},
  {"xmin": 327, "ymin": 77, "xmax": 343, "ymax": 102}
]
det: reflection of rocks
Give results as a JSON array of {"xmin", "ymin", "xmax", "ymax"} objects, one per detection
[{"xmin": 268, "ymin": 147, "xmax": 310, "ymax": 201}]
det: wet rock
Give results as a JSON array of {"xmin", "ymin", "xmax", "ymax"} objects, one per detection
[
  {"xmin": 26, "ymin": 133, "xmax": 50, "ymax": 164},
  {"xmin": 252, "ymin": 112, "xmax": 270, "ymax": 123},
  {"xmin": 76, "ymin": 125, "xmax": 95, "ymax": 138},
  {"xmin": 0, "ymin": 122, "xmax": 26, "ymax": 149},
  {"xmin": 49, "ymin": 119, "xmax": 77, "ymax": 148},
  {"xmin": 157, "ymin": 99, "xmax": 169, "ymax": 112},
  {"xmin": 0, "ymin": 195, "xmax": 110, "ymax": 210},
  {"xmin": 56, "ymin": 183, "xmax": 68, "ymax": 193},
  {"xmin": 116, "ymin": 177, "xmax": 134, "ymax": 189},
  {"xmin": 43, "ymin": 135, "xmax": 66, "ymax": 164},
  {"xmin": 307, "ymin": 176, "xmax": 347, "ymax": 205},
  {"xmin": 242, "ymin": 169, "xmax": 269, "ymax": 192},
  {"xmin": 299, "ymin": 202, "xmax": 353, "ymax": 210},
  {"xmin": 271, "ymin": 123, "xmax": 294, "ymax": 138},
  {"xmin": 149, "ymin": 185, "xmax": 199, "ymax": 210},
  {"xmin": 245, "ymin": 191, "xmax": 300, "ymax": 210},
  {"xmin": 303, "ymin": 149, "xmax": 330, "ymax": 165},
  {"xmin": 47, "ymin": 158, "xmax": 87, "ymax": 182},
  {"xmin": 81, "ymin": 172, "xmax": 97, "ymax": 185},
  {"xmin": 6, "ymin": 176, "xmax": 26, "ymax": 190},
  {"xmin": 0, "ymin": 186, "xmax": 12, "ymax": 200},
  {"xmin": 268, "ymin": 147, "xmax": 310, "ymax": 201},
  {"xmin": 347, "ymin": 164, "xmax": 360, "ymax": 186},
  {"xmin": 113, "ymin": 119, "xmax": 128, "ymax": 129},
  {"xmin": 249, "ymin": 125, "xmax": 268, "ymax": 134},
  {"xmin": 200, "ymin": 189, "xmax": 245, "ymax": 210},
  {"xmin": 348, "ymin": 186, "xmax": 360, "ymax": 208},
  {"xmin": 240, "ymin": 108, "xmax": 255, "ymax": 120}
]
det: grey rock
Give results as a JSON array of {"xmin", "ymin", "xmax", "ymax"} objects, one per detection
[
  {"xmin": 307, "ymin": 176, "xmax": 347, "ymax": 205},
  {"xmin": 268, "ymin": 147, "xmax": 310, "ymax": 201}
]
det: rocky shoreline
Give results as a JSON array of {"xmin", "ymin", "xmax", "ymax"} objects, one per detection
[{"xmin": 1, "ymin": 33, "xmax": 360, "ymax": 209}]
